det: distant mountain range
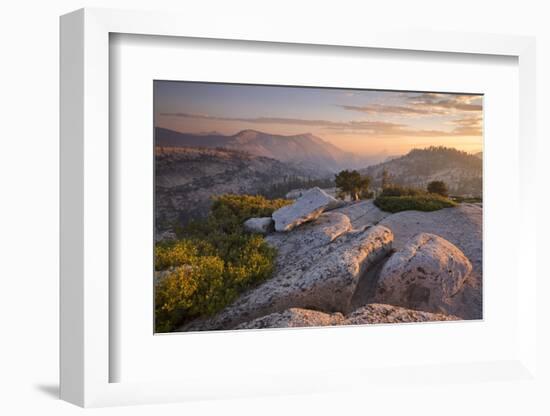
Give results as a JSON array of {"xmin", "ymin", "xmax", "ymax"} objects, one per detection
[
  {"xmin": 155, "ymin": 128, "xmax": 373, "ymax": 175},
  {"xmin": 360, "ymin": 146, "xmax": 482, "ymax": 196}
]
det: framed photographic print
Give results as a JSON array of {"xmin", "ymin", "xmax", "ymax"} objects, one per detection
[
  {"xmin": 152, "ymin": 81, "xmax": 483, "ymax": 334},
  {"xmin": 60, "ymin": 8, "xmax": 539, "ymax": 408}
]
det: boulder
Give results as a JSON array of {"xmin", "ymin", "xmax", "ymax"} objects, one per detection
[
  {"xmin": 243, "ymin": 217, "xmax": 274, "ymax": 234},
  {"xmin": 344, "ymin": 303, "xmax": 460, "ymax": 325},
  {"xmin": 235, "ymin": 308, "xmax": 345, "ymax": 329},
  {"xmin": 272, "ymin": 187, "xmax": 344, "ymax": 232},
  {"xmin": 378, "ymin": 204, "xmax": 482, "ymax": 319},
  {"xmin": 234, "ymin": 303, "xmax": 458, "ymax": 330},
  {"xmin": 181, "ymin": 223, "xmax": 394, "ymax": 331},
  {"xmin": 373, "ymin": 233, "xmax": 472, "ymax": 315}
]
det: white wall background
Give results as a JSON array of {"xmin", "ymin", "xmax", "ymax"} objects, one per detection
[{"xmin": 0, "ymin": 1, "xmax": 548, "ymax": 415}]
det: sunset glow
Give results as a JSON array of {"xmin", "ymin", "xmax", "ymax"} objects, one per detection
[{"xmin": 155, "ymin": 81, "xmax": 483, "ymax": 157}]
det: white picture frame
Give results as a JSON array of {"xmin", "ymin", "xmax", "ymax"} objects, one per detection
[{"xmin": 60, "ymin": 7, "xmax": 538, "ymax": 408}]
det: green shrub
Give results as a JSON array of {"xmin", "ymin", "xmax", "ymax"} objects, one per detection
[
  {"xmin": 379, "ymin": 185, "xmax": 425, "ymax": 197},
  {"xmin": 155, "ymin": 239, "xmax": 216, "ymax": 271},
  {"xmin": 155, "ymin": 256, "xmax": 225, "ymax": 332},
  {"xmin": 155, "ymin": 194, "xmax": 286, "ymax": 332},
  {"xmin": 212, "ymin": 194, "xmax": 290, "ymax": 223},
  {"xmin": 427, "ymin": 180, "xmax": 449, "ymax": 197},
  {"xmin": 450, "ymin": 195, "xmax": 482, "ymax": 203},
  {"xmin": 374, "ymin": 194, "xmax": 457, "ymax": 213}
]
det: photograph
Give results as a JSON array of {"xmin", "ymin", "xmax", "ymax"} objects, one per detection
[{"xmin": 153, "ymin": 81, "xmax": 483, "ymax": 333}]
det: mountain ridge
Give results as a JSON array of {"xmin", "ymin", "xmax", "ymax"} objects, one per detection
[
  {"xmin": 360, "ymin": 146, "xmax": 482, "ymax": 196},
  {"xmin": 155, "ymin": 127, "xmax": 370, "ymax": 175}
]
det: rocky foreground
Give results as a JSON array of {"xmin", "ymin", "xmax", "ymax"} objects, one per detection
[
  {"xmin": 178, "ymin": 187, "xmax": 482, "ymax": 331},
  {"xmin": 235, "ymin": 304, "xmax": 459, "ymax": 330}
]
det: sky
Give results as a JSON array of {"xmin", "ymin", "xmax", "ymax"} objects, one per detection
[{"xmin": 154, "ymin": 81, "xmax": 483, "ymax": 157}]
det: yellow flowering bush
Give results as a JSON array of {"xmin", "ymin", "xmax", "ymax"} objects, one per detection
[
  {"xmin": 155, "ymin": 256, "xmax": 225, "ymax": 332},
  {"xmin": 155, "ymin": 194, "xmax": 288, "ymax": 332}
]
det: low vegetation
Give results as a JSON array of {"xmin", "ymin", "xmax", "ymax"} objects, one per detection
[
  {"xmin": 374, "ymin": 183, "xmax": 456, "ymax": 213},
  {"xmin": 374, "ymin": 194, "xmax": 457, "ymax": 213},
  {"xmin": 450, "ymin": 195, "xmax": 482, "ymax": 203},
  {"xmin": 155, "ymin": 194, "xmax": 291, "ymax": 332},
  {"xmin": 378, "ymin": 184, "xmax": 425, "ymax": 197},
  {"xmin": 427, "ymin": 180, "xmax": 449, "ymax": 197}
]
